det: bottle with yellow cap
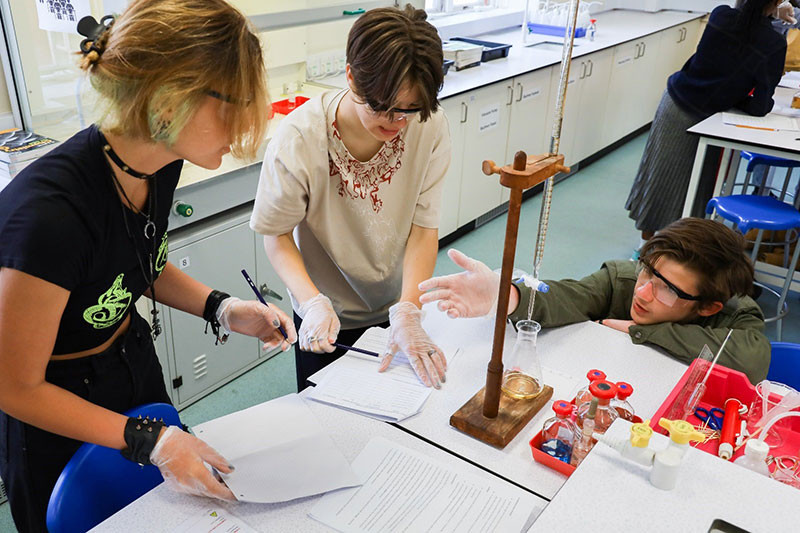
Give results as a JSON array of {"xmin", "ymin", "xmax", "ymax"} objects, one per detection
[
  {"xmin": 649, "ymin": 418, "xmax": 706, "ymax": 490},
  {"xmin": 593, "ymin": 419, "xmax": 656, "ymax": 467}
]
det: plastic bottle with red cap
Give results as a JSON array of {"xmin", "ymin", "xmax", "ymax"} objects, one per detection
[
  {"xmin": 540, "ymin": 400, "xmax": 579, "ymax": 464},
  {"xmin": 575, "ymin": 369, "xmax": 607, "ymax": 408},
  {"xmin": 611, "ymin": 381, "xmax": 635, "ymax": 421},
  {"xmin": 576, "ymin": 380, "xmax": 619, "ymax": 437}
]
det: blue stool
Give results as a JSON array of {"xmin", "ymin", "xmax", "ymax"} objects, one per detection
[
  {"xmin": 707, "ymin": 195, "xmax": 800, "ymax": 341},
  {"xmin": 46, "ymin": 403, "xmax": 182, "ymax": 533},
  {"xmin": 732, "ymin": 151, "xmax": 800, "ymax": 201},
  {"xmin": 768, "ymin": 342, "xmax": 800, "ymax": 390}
]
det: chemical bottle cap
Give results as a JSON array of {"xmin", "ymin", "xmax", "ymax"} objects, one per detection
[
  {"xmin": 615, "ymin": 381, "xmax": 633, "ymax": 400},
  {"xmin": 629, "ymin": 419, "xmax": 653, "ymax": 448},
  {"xmin": 658, "ymin": 418, "xmax": 706, "ymax": 445},
  {"xmin": 589, "ymin": 380, "xmax": 617, "ymax": 400},
  {"xmin": 552, "ymin": 400, "xmax": 572, "ymax": 417},
  {"xmin": 590, "ymin": 18, "xmax": 597, "ymax": 23},
  {"xmin": 586, "ymin": 369, "xmax": 606, "ymax": 382},
  {"xmin": 744, "ymin": 438, "xmax": 769, "ymax": 461}
]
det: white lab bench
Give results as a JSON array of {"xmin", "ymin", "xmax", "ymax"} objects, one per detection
[
  {"xmin": 89, "ymin": 391, "xmax": 548, "ymax": 532},
  {"xmin": 308, "ymin": 307, "xmax": 689, "ymax": 500},
  {"xmin": 157, "ymin": 8, "xmax": 707, "ymax": 409},
  {"xmin": 682, "ymin": 86, "xmax": 800, "ymax": 294},
  {"xmin": 530, "ymin": 419, "xmax": 800, "ymax": 533}
]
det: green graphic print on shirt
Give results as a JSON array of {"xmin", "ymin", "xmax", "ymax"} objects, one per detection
[
  {"xmin": 156, "ymin": 233, "xmax": 168, "ymax": 274},
  {"xmin": 83, "ymin": 273, "xmax": 132, "ymax": 329}
]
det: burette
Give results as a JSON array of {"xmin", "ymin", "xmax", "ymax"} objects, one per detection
[{"xmin": 527, "ymin": 0, "xmax": 581, "ymax": 320}]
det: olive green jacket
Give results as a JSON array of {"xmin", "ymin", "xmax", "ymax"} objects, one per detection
[{"xmin": 509, "ymin": 260, "xmax": 771, "ymax": 384}]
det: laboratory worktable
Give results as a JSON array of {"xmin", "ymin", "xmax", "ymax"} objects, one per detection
[
  {"xmin": 530, "ymin": 419, "xmax": 800, "ymax": 532},
  {"xmin": 91, "ymin": 392, "xmax": 548, "ymax": 532},
  {"xmin": 309, "ymin": 307, "xmax": 689, "ymax": 501}
]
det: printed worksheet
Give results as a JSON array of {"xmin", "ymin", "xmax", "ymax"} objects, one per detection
[
  {"xmin": 171, "ymin": 508, "xmax": 258, "ymax": 533},
  {"xmin": 309, "ymin": 437, "xmax": 543, "ymax": 533}
]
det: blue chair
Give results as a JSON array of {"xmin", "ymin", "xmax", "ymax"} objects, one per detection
[
  {"xmin": 768, "ymin": 342, "xmax": 800, "ymax": 391},
  {"xmin": 46, "ymin": 403, "xmax": 182, "ymax": 533},
  {"xmin": 735, "ymin": 151, "xmax": 800, "ymax": 201},
  {"xmin": 707, "ymin": 195, "xmax": 800, "ymax": 341}
]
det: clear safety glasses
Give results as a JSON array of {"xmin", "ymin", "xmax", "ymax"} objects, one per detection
[
  {"xmin": 635, "ymin": 260, "xmax": 703, "ymax": 308},
  {"xmin": 365, "ymin": 102, "xmax": 422, "ymax": 123}
]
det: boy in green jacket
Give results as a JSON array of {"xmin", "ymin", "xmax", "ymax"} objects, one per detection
[{"xmin": 419, "ymin": 218, "xmax": 771, "ymax": 384}]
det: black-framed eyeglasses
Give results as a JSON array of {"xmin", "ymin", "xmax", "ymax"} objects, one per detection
[{"xmin": 636, "ymin": 259, "xmax": 703, "ymax": 305}]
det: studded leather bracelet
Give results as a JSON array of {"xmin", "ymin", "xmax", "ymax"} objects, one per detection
[{"xmin": 120, "ymin": 415, "xmax": 166, "ymax": 465}]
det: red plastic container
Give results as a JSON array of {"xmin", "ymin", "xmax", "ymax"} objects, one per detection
[
  {"xmin": 271, "ymin": 96, "xmax": 310, "ymax": 116},
  {"xmin": 650, "ymin": 359, "xmax": 800, "ymax": 462}
]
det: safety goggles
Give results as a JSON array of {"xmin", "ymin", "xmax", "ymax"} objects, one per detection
[
  {"xmin": 635, "ymin": 260, "xmax": 702, "ymax": 308},
  {"xmin": 364, "ymin": 101, "xmax": 422, "ymax": 123}
]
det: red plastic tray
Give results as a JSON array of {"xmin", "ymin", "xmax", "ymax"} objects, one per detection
[
  {"xmin": 529, "ymin": 407, "xmax": 642, "ymax": 477},
  {"xmin": 650, "ymin": 359, "xmax": 800, "ymax": 462},
  {"xmin": 271, "ymin": 96, "xmax": 310, "ymax": 116}
]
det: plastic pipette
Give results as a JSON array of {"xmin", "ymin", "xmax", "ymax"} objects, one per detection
[{"xmin": 682, "ymin": 329, "xmax": 733, "ymax": 419}]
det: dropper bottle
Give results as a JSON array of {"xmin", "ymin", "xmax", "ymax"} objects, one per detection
[{"xmin": 570, "ymin": 397, "xmax": 598, "ymax": 467}]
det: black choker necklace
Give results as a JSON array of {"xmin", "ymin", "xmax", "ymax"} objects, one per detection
[{"xmin": 97, "ymin": 130, "xmax": 152, "ymax": 180}]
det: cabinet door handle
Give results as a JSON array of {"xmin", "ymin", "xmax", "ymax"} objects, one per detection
[
  {"xmin": 461, "ymin": 102, "xmax": 468, "ymax": 123},
  {"xmin": 516, "ymin": 82, "xmax": 523, "ymax": 102},
  {"xmin": 634, "ymin": 43, "xmax": 640, "ymax": 59},
  {"xmin": 587, "ymin": 59, "xmax": 594, "ymax": 77},
  {"xmin": 579, "ymin": 61, "xmax": 587, "ymax": 79},
  {"xmin": 507, "ymin": 85, "xmax": 514, "ymax": 106},
  {"xmin": 260, "ymin": 283, "xmax": 283, "ymax": 301},
  {"xmin": 682, "ymin": 28, "xmax": 687, "ymax": 42},
  {"xmin": 677, "ymin": 27, "xmax": 682, "ymax": 43},
  {"xmin": 641, "ymin": 42, "xmax": 647, "ymax": 57}
]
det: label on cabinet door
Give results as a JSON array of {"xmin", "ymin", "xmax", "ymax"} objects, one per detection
[
  {"xmin": 616, "ymin": 55, "xmax": 633, "ymax": 68},
  {"xmin": 479, "ymin": 104, "xmax": 500, "ymax": 133},
  {"xmin": 521, "ymin": 87, "xmax": 542, "ymax": 101},
  {"xmin": 179, "ymin": 256, "xmax": 191, "ymax": 269}
]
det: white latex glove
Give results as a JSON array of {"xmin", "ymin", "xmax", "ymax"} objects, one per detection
[
  {"xmin": 777, "ymin": 2, "xmax": 798, "ymax": 24},
  {"xmin": 217, "ymin": 297, "xmax": 296, "ymax": 352},
  {"xmin": 379, "ymin": 301, "xmax": 447, "ymax": 389},
  {"xmin": 150, "ymin": 426, "xmax": 236, "ymax": 501},
  {"xmin": 417, "ymin": 249, "xmax": 500, "ymax": 318},
  {"xmin": 297, "ymin": 293, "xmax": 340, "ymax": 353}
]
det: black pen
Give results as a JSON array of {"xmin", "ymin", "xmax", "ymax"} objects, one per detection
[
  {"xmin": 241, "ymin": 268, "xmax": 289, "ymax": 340},
  {"xmin": 334, "ymin": 342, "xmax": 380, "ymax": 358}
]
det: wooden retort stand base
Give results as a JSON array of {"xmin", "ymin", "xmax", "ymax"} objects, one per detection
[{"xmin": 449, "ymin": 151, "xmax": 569, "ymax": 449}]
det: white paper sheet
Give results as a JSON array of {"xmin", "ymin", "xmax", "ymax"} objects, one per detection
[
  {"xmin": 193, "ymin": 394, "xmax": 360, "ymax": 503},
  {"xmin": 36, "ymin": 0, "xmax": 90, "ymax": 34},
  {"xmin": 779, "ymin": 71, "xmax": 800, "ymax": 89},
  {"xmin": 722, "ymin": 112, "xmax": 800, "ymax": 131},
  {"xmin": 171, "ymin": 508, "xmax": 258, "ymax": 533},
  {"xmin": 309, "ymin": 437, "xmax": 543, "ymax": 533}
]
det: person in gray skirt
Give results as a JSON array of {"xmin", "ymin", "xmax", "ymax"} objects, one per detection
[{"xmin": 626, "ymin": 0, "xmax": 788, "ymax": 258}]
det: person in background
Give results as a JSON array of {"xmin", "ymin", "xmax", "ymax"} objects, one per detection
[
  {"xmin": 626, "ymin": 0, "xmax": 787, "ymax": 258},
  {"xmin": 419, "ymin": 218, "xmax": 771, "ymax": 385},
  {"xmin": 0, "ymin": 1, "xmax": 296, "ymax": 531},
  {"xmin": 251, "ymin": 5, "xmax": 451, "ymax": 391}
]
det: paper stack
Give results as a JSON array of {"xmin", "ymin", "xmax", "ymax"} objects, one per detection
[
  {"xmin": 443, "ymin": 40, "xmax": 483, "ymax": 70},
  {"xmin": 0, "ymin": 129, "xmax": 59, "ymax": 183},
  {"xmin": 307, "ymin": 327, "xmax": 460, "ymax": 422}
]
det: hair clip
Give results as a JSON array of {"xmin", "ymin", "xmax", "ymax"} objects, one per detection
[{"xmin": 77, "ymin": 14, "xmax": 115, "ymax": 56}]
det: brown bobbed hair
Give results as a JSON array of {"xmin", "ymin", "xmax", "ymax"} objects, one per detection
[
  {"xmin": 640, "ymin": 217, "xmax": 755, "ymax": 304},
  {"xmin": 346, "ymin": 4, "xmax": 444, "ymax": 121},
  {"xmin": 79, "ymin": 0, "xmax": 269, "ymax": 160}
]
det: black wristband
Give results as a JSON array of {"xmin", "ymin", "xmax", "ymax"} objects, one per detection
[
  {"xmin": 203, "ymin": 290, "xmax": 231, "ymax": 345},
  {"xmin": 120, "ymin": 416, "xmax": 166, "ymax": 465}
]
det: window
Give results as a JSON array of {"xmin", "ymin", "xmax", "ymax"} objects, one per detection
[{"xmin": 425, "ymin": 0, "xmax": 498, "ymax": 14}]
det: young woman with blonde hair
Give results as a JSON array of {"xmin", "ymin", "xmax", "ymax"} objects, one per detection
[{"xmin": 0, "ymin": 1, "xmax": 295, "ymax": 530}]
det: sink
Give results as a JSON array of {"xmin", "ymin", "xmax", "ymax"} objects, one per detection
[
  {"xmin": 525, "ymin": 40, "xmax": 583, "ymax": 52},
  {"xmin": 708, "ymin": 519, "xmax": 750, "ymax": 533}
]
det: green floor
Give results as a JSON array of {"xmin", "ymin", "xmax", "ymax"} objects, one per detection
[{"xmin": 2, "ymin": 131, "xmax": 798, "ymax": 531}]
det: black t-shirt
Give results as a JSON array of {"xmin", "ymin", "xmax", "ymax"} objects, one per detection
[{"xmin": 0, "ymin": 125, "xmax": 182, "ymax": 354}]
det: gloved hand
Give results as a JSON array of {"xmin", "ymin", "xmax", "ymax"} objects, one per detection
[
  {"xmin": 417, "ymin": 249, "xmax": 500, "ymax": 318},
  {"xmin": 297, "ymin": 293, "xmax": 340, "ymax": 353},
  {"xmin": 777, "ymin": 1, "xmax": 798, "ymax": 24},
  {"xmin": 379, "ymin": 301, "xmax": 447, "ymax": 389},
  {"xmin": 217, "ymin": 297, "xmax": 296, "ymax": 352},
  {"xmin": 150, "ymin": 426, "xmax": 236, "ymax": 501}
]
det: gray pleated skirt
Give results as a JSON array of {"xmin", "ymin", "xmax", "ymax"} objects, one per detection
[{"xmin": 625, "ymin": 90, "xmax": 707, "ymax": 232}]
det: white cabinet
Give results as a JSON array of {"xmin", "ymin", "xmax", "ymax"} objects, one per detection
[
  {"xmin": 439, "ymin": 98, "xmax": 466, "ymax": 236},
  {"xmin": 656, "ymin": 20, "xmax": 703, "ymax": 95},
  {"xmin": 506, "ymin": 67, "xmax": 555, "ymax": 162},
  {"xmin": 603, "ymin": 32, "xmax": 663, "ymax": 144},
  {"xmin": 571, "ymin": 48, "xmax": 614, "ymax": 162},
  {"xmin": 457, "ymin": 83, "xmax": 512, "ymax": 226}
]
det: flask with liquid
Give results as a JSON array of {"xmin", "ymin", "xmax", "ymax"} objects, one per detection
[
  {"xmin": 502, "ymin": 320, "xmax": 544, "ymax": 399},
  {"xmin": 612, "ymin": 381, "xmax": 635, "ymax": 421},
  {"xmin": 571, "ymin": 397, "xmax": 597, "ymax": 467},
  {"xmin": 576, "ymin": 380, "xmax": 618, "ymax": 437},
  {"xmin": 575, "ymin": 369, "xmax": 607, "ymax": 408},
  {"xmin": 540, "ymin": 400, "xmax": 578, "ymax": 464}
]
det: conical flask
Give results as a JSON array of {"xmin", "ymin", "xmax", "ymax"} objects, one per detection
[{"xmin": 501, "ymin": 320, "xmax": 544, "ymax": 399}]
